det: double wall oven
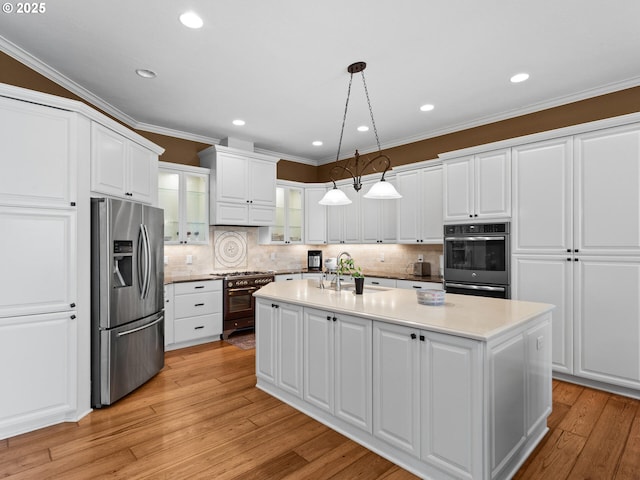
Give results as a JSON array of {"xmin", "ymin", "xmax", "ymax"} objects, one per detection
[
  {"xmin": 221, "ymin": 271, "xmax": 274, "ymax": 339},
  {"xmin": 444, "ymin": 222, "xmax": 510, "ymax": 298}
]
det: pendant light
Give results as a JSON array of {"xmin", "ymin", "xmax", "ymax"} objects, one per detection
[{"xmin": 318, "ymin": 61, "xmax": 402, "ymax": 206}]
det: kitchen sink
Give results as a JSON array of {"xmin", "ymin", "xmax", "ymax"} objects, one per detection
[{"xmin": 330, "ymin": 283, "xmax": 390, "ymax": 293}]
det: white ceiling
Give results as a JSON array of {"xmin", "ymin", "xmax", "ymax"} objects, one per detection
[{"xmin": 1, "ymin": 1, "xmax": 639, "ymax": 164}]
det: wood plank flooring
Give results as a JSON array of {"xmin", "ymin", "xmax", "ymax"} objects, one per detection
[{"xmin": 2, "ymin": 340, "xmax": 639, "ymax": 479}]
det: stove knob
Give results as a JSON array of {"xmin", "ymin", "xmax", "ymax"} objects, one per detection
[{"xmin": 228, "ymin": 281, "xmax": 233, "ymax": 287}]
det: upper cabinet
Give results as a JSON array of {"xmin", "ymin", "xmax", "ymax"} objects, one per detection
[
  {"xmin": 199, "ymin": 145, "xmax": 278, "ymax": 226},
  {"xmin": 443, "ymin": 149, "xmax": 511, "ymax": 222},
  {"xmin": 396, "ymin": 164, "xmax": 443, "ymax": 244},
  {"xmin": 361, "ymin": 178, "xmax": 398, "ymax": 244},
  {"xmin": 91, "ymin": 123, "xmax": 158, "ymax": 205},
  {"xmin": 326, "ymin": 183, "xmax": 360, "ymax": 244},
  {"xmin": 304, "ymin": 187, "xmax": 327, "ymax": 245},
  {"xmin": 158, "ymin": 162, "xmax": 210, "ymax": 245},
  {"xmin": 259, "ymin": 184, "xmax": 303, "ymax": 244}
]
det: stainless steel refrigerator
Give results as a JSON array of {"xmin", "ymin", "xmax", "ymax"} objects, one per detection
[{"xmin": 90, "ymin": 197, "xmax": 165, "ymax": 408}]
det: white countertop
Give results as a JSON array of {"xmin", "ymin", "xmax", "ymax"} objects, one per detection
[{"xmin": 254, "ymin": 279, "xmax": 554, "ymax": 341}]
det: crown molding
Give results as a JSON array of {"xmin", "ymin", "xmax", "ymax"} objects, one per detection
[
  {"xmin": 133, "ymin": 122, "xmax": 219, "ymax": 145},
  {"xmin": 254, "ymin": 147, "xmax": 317, "ymax": 166}
]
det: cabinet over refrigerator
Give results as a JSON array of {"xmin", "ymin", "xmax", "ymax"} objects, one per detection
[{"xmin": 90, "ymin": 197, "xmax": 165, "ymax": 408}]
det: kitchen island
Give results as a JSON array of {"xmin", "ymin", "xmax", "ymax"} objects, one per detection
[{"xmin": 254, "ymin": 279, "xmax": 554, "ymax": 480}]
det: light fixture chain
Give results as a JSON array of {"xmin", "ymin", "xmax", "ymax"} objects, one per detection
[
  {"xmin": 360, "ymin": 70, "xmax": 382, "ymax": 153},
  {"xmin": 335, "ymin": 72, "xmax": 354, "ymax": 162}
]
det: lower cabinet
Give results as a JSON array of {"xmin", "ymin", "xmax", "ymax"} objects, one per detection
[
  {"xmin": 165, "ymin": 280, "xmax": 222, "ymax": 350},
  {"xmin": 304, "ymin": 307, "xmax": 372, "ymax": 432},
  {"xmin": 255, "ymin": 299, "xmax": 303, "ymax": 396}
]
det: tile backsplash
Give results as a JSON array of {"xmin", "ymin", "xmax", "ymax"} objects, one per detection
[{"xmin": 164, "ymin": 226, "xmax": 443, "ymax": 278}]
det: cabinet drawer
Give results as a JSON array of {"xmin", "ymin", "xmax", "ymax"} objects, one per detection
[
  {"xmin": 174, "ymin": 314, "xmax": 219, "ymax": 343},
  {"xmin": 174, "ymin": 280, "xmax": 221, "ymax": 295},
  {"xmin": 396, "ymin": 279, "xmax": 443, "ymax": 290},
  {"xmin": 365, "ymin": 277, "xmax": 397, "ymax": 288},
  {"xmin": 174, "ymin": 292, "xmax": 219, "ymax": 318}
]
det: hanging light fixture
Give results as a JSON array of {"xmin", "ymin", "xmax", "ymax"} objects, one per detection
[{"xmin": 319, "ymin": 61, "xmax": 402, "ymax": 206}]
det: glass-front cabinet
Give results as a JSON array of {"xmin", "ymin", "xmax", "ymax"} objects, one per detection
[
  {"xmin": 259, "ymin": 184, "xmax": 303, "ymax": 244},
  {"xmin": 158, "ymin": 162, "xmax": 209, "ymax": 245}
]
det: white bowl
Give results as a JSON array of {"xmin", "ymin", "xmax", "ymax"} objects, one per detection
[{"xmin": 416, "ymin": 288, "xmax": 445, "ymax": 306}]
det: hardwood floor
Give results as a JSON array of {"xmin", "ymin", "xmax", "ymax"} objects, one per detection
[{"xmin": 2, "ymin": 340, "xmax": 639, "ymax": 479}]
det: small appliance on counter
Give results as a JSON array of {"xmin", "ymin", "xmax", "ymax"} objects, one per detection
[
  {"xmin": 413, "ymin": 262, "xmax": 431, "ymax": 276},
  {"xmin": 307, "ymin": 250, "xmax": 323, "ymax": 271},
  {"xmin": 324, "ymin": 257, "xmax": 337, "ymax": 272}
]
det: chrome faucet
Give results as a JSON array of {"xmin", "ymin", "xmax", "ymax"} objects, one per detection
[{"xmin": 333, "ymin": 251, "xmax": 352, "ymax": 291}]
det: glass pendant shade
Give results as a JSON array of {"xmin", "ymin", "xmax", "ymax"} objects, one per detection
[
  {"xmin": 319, "ymin": 187, "xmax": 352, "ymax": 205},
  {"xmin": 363, "ymin": 179, "xmax": 402, "ymax": 199}
]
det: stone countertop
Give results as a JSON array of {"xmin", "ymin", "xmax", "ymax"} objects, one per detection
[
  {"xmin": 254, "ymin": 279, "xmax": 553, "ymax": 341},
  {"xmin": 164, "ymin": 273, "xmax": 224, "ymax": 285},
  {"xmin": 272, "ymin": 268, "xmax": 443, "ymax": 284}
]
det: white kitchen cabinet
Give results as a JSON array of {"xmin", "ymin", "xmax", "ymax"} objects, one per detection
[
  {"xmin": 443, "ymin": 149, "xmax": 511, "ymax": 222},
  {"xmin": 167, "ymin": 280, "xmax": 222, "ymax": 350},
  {"xmin": 326, "ymin": 183, "xmax": 360, "ymax": 244},
  {"xmin": 91, "ymin": 122, "xmax": 158, "ymax": 205},
  {"xmin": 0, "ymin": 96, "xmax": 78, "ymax": 208},
  {"xmin": 163, "ymin": 284, "xmax": 174, "ymax": 347},
  {"xmin": 396, "ymin": 279, "xmax": 443, "ymax": 290},
  {"xmin": 396, "ymin": 165, "xmax": 443, "ymax": 243},
  {"xmin": 255, "ymin": 299, "xmax": 304, "ymax": 397},
  {"xmin": 158, "ymin": 162, "xmax": 209, "ymax": 245},
  {"xmin": 0, "ymin": 311, "xmax": 77, "ymax": 437},
  {"xmin": 512, "ymin": 255, "xmax": 573, "ymax": 374},
  {"xmin": 574, "ymin": 257, "xmax": 640, "ymax": 389},
  {"xmin": 304, "ymin": 307, "xmax": 372, "ymax": 432},
  {"xmin": 361, "ymin": 178, "xmax": 398, "ymax": 244},
  {"xmin": 373, "ymin": 321, "xmax": 420, "ymax": 456},
  {"xmin": 259, "ymin": 184, "xmax": 303, "ymax": 244},
  {"xmin": 0, "ymin": 207, "xmax": 76, "ymax": 318},
  {"xmin": 364, "ymin": 277, "xmax": 397, "ymax": 288},
  {"xmin": 198, "ymin": 145, "xmax": 278, "ymax": 226},
  {"xmin": 304, "ymin": 187, "xmax": 327, "ymax": 244},
  {"xmin": 275, "ymin": 273, "xmax": 302, "ymax": 282}
]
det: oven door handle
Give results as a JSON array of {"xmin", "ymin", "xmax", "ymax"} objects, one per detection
[
  {"xmin": 227, "ymin": 287, "xmax": 259, "ymax": 295},
  {"xmin": 446, "ymin": 283, "xmax": 506, "ymax": 292},
  {"xmin": 445, "ymin": 236, "xmax": 505, "ymax": 242}
]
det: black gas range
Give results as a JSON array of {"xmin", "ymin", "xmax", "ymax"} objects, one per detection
[{"xmin": 215, "ymin": 271, "xmax": 275, "ymax": 339}]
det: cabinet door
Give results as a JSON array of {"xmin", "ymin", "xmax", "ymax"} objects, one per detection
[
  {"xmin": 396, "ymin": 170, "xmax": 421, "ymax": 243},
  {"xmin": 326, "ymin": 200, "xmax": 343, "ymax": 244},
  {"xmin": 512, "ymin": 138, "xmax": 573, "ymax": 254},
  {"xmin": 420, "ymin": 166, "xmax": 443, "ymax": 243},
  {"xmin": 475, "ymin": 149, "xmax": 511, "ymax": 219},
  {"xmin": 335, "ymin": 314, "xmax": 372, "ymax": 433},
  {"xmin": 158, "ymin": 170, "xmax": 181, "ymax": 243},
  {"xmin": 183, "ymin": 172, "xmax": 209, "ymax": 244},
  {"xmin": 303, "ymin": 308, "xmax": 334, "ymax": 413},
  {"xmin": 0, "ymin": 311, "xmax": 77, "ymax": 439},
  {"xmin": 575, "ymin": 257, "xmax": 640, "ymax": 389},
  {"xmin": 216, "ymin": 202, "xmax": 249, "ymax": 224},
  {"xmin": 575, "ymin": 125, "xmax": 640, "ymax": 255},
  {"xmin": 304, "ymin": 188, "xmax": 327, "ymax": 244},
  {"xmin": 512, "ymin": 255, "xmax": 573, "ymax": 373},
  {"xmin": 420, "ymin": 331, "xmax": 483, "ymax": 479},
  {"xmin": 443, "ymin": 156, "xmax": 474, "ymax": 221},
  {"xmin": 250, "ymin": 159, "xmax": 277, "ymax": 206},
  {"xmin": 163, "ymin": 284, "xmax": 174, "ymax": 346},
  {"xmin": 0, "ymin": 207, "xmax": 76, "ymax": 318},
  {"xmin": 91, "ymin": 123, "xmax": 127, "ymax": 198},
  {"xmin": 128, "ymin": 141, "xmax": 157, "ymax": 204},
  {"xmin": 373, "ymin": 321, "xmax": 420, "ymax": 456},
  {"xmin": 360, "ymin": 184, "xmax": 381, "ymax": 244},
  {"xmin": 276, "ymin": 302, "xmax": 303, "ymax": 397},
  {"xmin": 255, "ymin": 299, "xmax": 276, "ymax": 383},
  {"xmin": 0, "ymin": 96, "xmax": 77, "ymax": 208},
  {"xmin": 217, "ymin": 154, "xmax": 248, "ymax": 203},
  {"xmin": 343, "ymin": 187, "xmax": 361, "ymax": 243}
]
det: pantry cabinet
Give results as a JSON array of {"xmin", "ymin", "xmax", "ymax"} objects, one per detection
[
  {"xmin": 396, "ymin": 164, "xmax": 443, "ymax": 244},
  {"xmin": 443, "ymin": 149, "xmax": 511, "ymax": 222},
  {"xmin": 91, "ymin": 122, "xmax": 158, "ymax": 205},
  {"xmin": 304, "ymin": 308, "xmax": 372, "ymax": 432},
  {"xmin": 158, "ymin": 162, "xmax": 209, "ymax": 245},
  {"xmin": 198, "ymin": 145, "xmax": 278, "ymax": 226}
]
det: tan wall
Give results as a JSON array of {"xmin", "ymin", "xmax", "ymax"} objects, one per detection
[{"xmin": 3, "ymin": 50, "xmax": 640, "ymax": 182}]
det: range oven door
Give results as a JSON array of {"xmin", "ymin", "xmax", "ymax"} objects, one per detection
[
  {"xmin": 224, "ymin": 286, "xmax": 258, "ymax": 321},
  {"xmin": 444, "ymin": 234, "xmax": 509, "ymax": 286}
]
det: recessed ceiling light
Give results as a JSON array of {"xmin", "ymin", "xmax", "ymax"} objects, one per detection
[
  {"xmin": 135, "ymin": 69, "xmax": 157, "ymax": 79},
  {"xmin": 419, "ymin": 104, "xmax": 435, "ymax": 112},
  {"xmin": 510, "ymin": 73, "xmax": 530, "ymax": 83},
  {"xmin": 312, "ymin": 141, "xmax": 323, "ymax": 146},
  {"xmin": 179, "ymin": 11, "xmax": 203, "ymax": 29},
  {"xmin": 357, "ymin": 125, "xmax": 369, "ymax": 132},
  {"xmin": 232, "ymin": 119, "xmax": 246, "ymax": 126}
]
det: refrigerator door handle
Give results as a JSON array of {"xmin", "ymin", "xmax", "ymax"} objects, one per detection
[
  {"xmin": 137, "ymin": 224, "xmax": 145, "ymax": 298},
  {"xmin": 116, "ymin": 316, "xmax": 163, "ymax": 337},
  {"xmin": 142, "ymin": 224, "xmax": 151, "ymax": 299}
]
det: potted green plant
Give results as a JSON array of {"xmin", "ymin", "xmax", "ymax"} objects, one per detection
[{"xmin": 337, "ymin": 257, "xmax": 365, "ymax": 294}]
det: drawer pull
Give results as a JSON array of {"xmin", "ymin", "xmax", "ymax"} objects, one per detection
[
  {"xmin": 194, "ymin": 303, "xmax": 205, "ymax": 307},
  {"xmin": 194, "ymin": 326, "xmax": 204, "ymax": 330},
  {"xmin": 194, "ymin": 285, "xmax": 205, "ymax": 289}
]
